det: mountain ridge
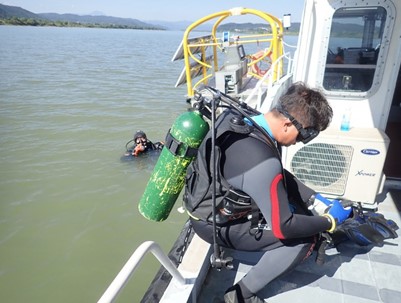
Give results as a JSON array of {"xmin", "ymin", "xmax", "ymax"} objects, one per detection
[
  {"xmin": 37, "ymin": 12, "xmax": 160, "ymax": 29},
  {"xmin": 0, "ymin": 3, "xmax": 302, "ymax": 33},
  {"xmin": 0, "ymin": 3, "xmax": 40, "ymax": 19},
  {"xmin": 0, "ymin": 4, "xmax": 163, "ymax": 29}
]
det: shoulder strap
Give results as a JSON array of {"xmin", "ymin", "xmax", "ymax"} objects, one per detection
[{"xmin": 164, "ymin": 130, "xmax": 198, "ymax": 158}]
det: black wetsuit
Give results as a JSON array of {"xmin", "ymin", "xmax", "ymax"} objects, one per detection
[{"xmin": 189, "ymin": 110, "xmax": 331, "ymax": 297}]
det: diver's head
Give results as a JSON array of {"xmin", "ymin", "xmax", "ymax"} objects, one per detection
[
  {"xmin": 134, "ymin": 130, "xmax": 147, "ymax": 145},
  {"xmin": 273, "ymin": 82, "xmax": 333, "ymax": 145}
]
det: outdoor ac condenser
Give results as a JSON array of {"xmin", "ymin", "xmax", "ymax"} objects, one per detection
[{"xmin": 282, "ymin": 128, "xmax": 390, "ymax": 207}]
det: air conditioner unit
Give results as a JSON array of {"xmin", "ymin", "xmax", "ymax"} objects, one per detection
[{"xmin": 283, "ymin": 128, "xmax": 389, "ymax": 208}]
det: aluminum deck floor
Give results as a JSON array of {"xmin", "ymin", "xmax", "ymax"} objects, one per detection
[{"xmin": 198, "ymin": 182, "xmax": 401, "ymax": 303}]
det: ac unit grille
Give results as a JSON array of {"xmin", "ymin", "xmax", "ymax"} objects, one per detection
[{"xmin": 290, "ymin": 143, "xmax": 353, "ymax": 196}]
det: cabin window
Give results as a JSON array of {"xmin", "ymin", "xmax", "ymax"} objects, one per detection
[{"xmin": 323, "ymin": 7, "xmax": 387, "ymax": 92}]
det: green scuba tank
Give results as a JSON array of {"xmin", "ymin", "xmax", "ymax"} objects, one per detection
[{"xmin": 138, "ymin": 110, "xmax": 209, "ymax": 221}]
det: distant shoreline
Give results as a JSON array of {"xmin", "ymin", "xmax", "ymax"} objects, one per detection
[
  {"xmin": 0, "ymin": 17, "xmax": 164, "ymax": 30},
  {"xmin": 0, "ymin": 18, "xmax": 301, "ymax": 35}
]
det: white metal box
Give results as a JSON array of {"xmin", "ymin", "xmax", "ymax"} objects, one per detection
[{"xmin": 283, "ymin": 128, "xmax": 390, "ymax": 206}]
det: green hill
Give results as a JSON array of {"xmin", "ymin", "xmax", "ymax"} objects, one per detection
[
  {"xmin": 0, "ymin": 4, "xmax": 162, "ymax": 29},
  {"xmin": 37, "ymin": 13, "xmax": 161, "ymax": 29},
  {"xmin": 0, "ymin": 3, "xmax": 42, "ymax": 19}
]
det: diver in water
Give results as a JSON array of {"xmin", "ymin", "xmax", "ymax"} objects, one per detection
[{"xmin": 124, "ymin": 130, "xmax": 164, "ymax": 157}]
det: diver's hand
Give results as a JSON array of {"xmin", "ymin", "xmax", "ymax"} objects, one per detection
[
  {"xmin": 309, "ymin": 193, "xmax": 335, "ymax": 215},
  {"xmin": 133, "ymin": 144, "xmax": 145, "ymax": 156},
  {"xmin": 321, "ymin": 200, "xmax": 352, "ymax": 233},
  {"xmin": 315, "ymin": 193, "xmax": 332, "ymax": 207},
  {"xmin": 326, "ymin": 200, "xmax": 352, "ymax": 224}
]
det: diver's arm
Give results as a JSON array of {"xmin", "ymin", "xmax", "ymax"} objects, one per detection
[
  {"xmin": 241, "ymin": 157, "xmax": 330, "ymax": 239},
  {"xmin": 283, "ymin": 169, "xmax": 315, "ymax": 204},
  {"xmin": 224, "ymin": 137, "xmax": 330, "ymax": 239}
]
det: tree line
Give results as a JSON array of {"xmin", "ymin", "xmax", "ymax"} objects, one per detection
[{"xmin": 0, "ymin": 17, "xmax": 163, "ymax": 30}]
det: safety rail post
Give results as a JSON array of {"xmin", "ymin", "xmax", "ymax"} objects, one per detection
[
  {"xmin": 245, "ymin": 52, "xmax": 289, "ymax": 106},
  {"xmin": 98, "ymin": 241, "xmax": 190, "ymax": 303}
]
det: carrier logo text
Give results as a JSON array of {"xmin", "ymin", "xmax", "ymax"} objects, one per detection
[{"xmin": 361, "ymin": 149, "xmax": 380, "ymax": 155}]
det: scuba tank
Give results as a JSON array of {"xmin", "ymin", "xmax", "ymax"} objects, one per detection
[{"xmin": 138, "ymin": 110, "xmax": 209, "ymax": 221}]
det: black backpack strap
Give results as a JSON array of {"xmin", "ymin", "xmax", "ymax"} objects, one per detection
[{"xmin": 165, "ymin": 130, "xmax": 198, "ymax": 158}]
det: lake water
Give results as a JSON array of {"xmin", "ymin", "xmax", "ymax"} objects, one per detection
[{"xmin": 0, "ymin": 26, "xmax": 298, "ymax": 302}]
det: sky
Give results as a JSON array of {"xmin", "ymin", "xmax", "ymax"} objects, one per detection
[{"xmin": 2, "ymin": 0, "xmax": 305, "ymax": 22}]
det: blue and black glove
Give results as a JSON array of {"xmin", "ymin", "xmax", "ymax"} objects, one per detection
[
  {"xmin": 308, "ymin": 193, "xmax": 334, "ymax": 215},
  {"xmin": 328, "ymin": 199, "xmax": 352, "ymax": 224},
  {"xmin": 337, "ymin": 211, "xmax": 399, "ymax": 246},
  {"xmin": 322, "ymin": 199, "xmax": 352, "ymax": 233}
]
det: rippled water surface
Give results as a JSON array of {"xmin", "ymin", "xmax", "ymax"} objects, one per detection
[{"xmin": 0, "ymin": 26, "xmax": 191, "ymax": 302}]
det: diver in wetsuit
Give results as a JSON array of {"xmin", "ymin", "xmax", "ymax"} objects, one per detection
[
  {"xmin": 125, "ymin": 130, "xmax": 164, "ymax": 157},
  {"xmin": 185, "ymin": 82, "xmax": 352, "ymax": 303}
]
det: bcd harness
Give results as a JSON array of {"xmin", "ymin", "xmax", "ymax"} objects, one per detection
[{"xmin": 183, "ymin": 109, "xmax": 275, "ymax": 228}]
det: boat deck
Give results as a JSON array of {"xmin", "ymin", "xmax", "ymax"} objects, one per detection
[{"xmin": 197, "ymin": 181, "xmax": 401, "ymax": 303}]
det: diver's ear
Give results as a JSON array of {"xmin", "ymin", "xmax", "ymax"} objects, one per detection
[{"xmin": 282, "ymin": 118, "xmax": 293, "ymax": 131}]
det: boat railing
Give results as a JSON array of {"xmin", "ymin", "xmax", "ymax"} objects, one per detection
[
  {"xmin": 172, "ymin": 7, "xmax": 285, "ymax": 98},
  {"xmin": 97, "ymin": 241, "xmax": 195, "ymax": 303},
  {"xmin": 245, "ymin": 51, "xmax": 294, "ymax": 110}
]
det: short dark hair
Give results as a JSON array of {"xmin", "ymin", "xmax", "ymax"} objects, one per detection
[{"xmin": 277, "ymin": 82, "xmax": 333, "ymax": 131}]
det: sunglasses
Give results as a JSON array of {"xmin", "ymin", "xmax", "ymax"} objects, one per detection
[{"xmin": 277, "ymin": 108, "xmax": 319, "ymax": 144}]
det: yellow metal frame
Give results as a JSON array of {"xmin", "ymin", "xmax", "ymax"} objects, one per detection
[{"xmin": 181, "ymin": 7, "xmax": 284, "ymax": 97}]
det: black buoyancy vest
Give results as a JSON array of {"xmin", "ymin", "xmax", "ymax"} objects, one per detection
[{"xmin": 183, "ymin": 109, "xmax": 272, "ymax": 225}]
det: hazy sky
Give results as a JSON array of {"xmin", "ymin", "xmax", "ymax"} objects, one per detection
[{"xmin": 2, "ymin": 0, "xmax": 305, "ymax": 22}]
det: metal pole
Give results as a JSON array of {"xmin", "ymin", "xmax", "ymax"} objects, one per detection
[{"xmin": 98, "ymin": 241, "xmax": 187, "ymax": 303}]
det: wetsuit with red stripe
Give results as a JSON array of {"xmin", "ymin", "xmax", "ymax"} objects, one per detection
[
  {"xmin": 192, "ymin": 121, "xmax": 330, "ymax": 249},
  {"xmin": 190, "ymin": 112, "xmax": 332, "ymax": 297}
]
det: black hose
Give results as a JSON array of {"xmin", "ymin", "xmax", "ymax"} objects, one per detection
[
  {"xmin": 315, "ymin": 239, "xmax": 327, "ymax": 266},
  {"xmin": 210, "ymin": 94, "xmax": 220, "ymax": 263},
  {"xmin": 205, "ymin": 86, "xmax": 281, "ymax": 158},
  {"xmin": 125, "ymin": 139, "xmax": 135, "ymax": 152}
]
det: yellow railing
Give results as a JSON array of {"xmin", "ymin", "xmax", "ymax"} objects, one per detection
[{"xmin": 180, "ymin": 7, "xmax": 284, "ymax": 97}]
